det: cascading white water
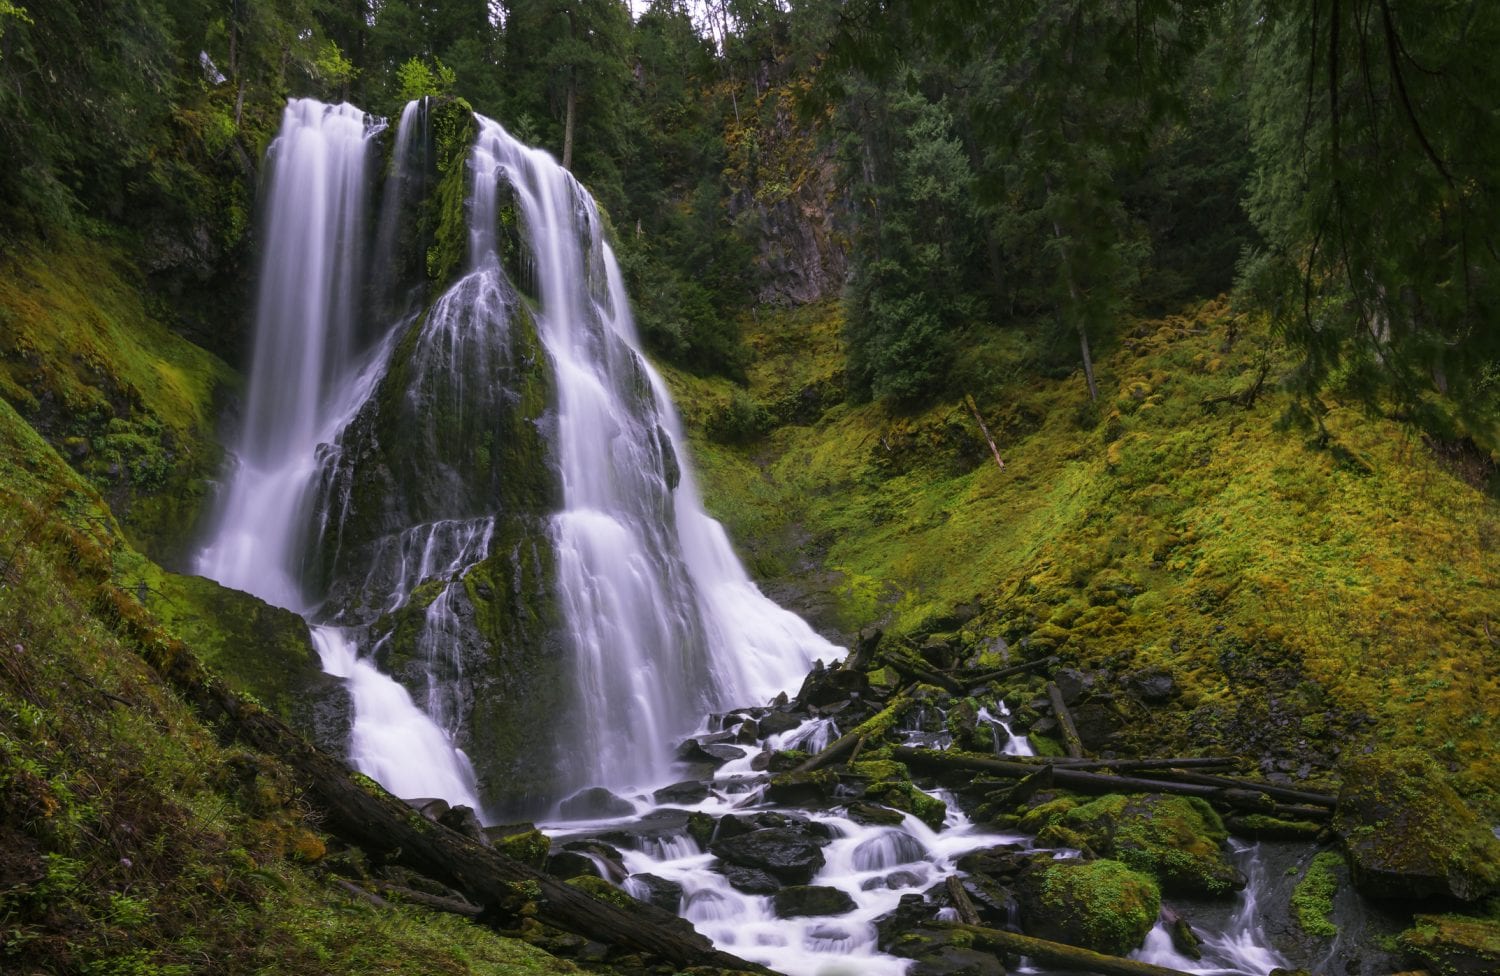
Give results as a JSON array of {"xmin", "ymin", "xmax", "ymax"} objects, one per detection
[
  {"xmin": 467, "ymin": 116, "xmax": 841, "ymax": 792},
  {"xmin": 197, "ymin": 98, "xmax": 481, "ymax": 810}
]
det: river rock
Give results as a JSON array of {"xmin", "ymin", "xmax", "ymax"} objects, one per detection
[
  {"xmin": 717, "ymin": 864, "xmax": 783, "ymax": 894},
  {"xmin": 436, "ymin": 804, "xmax": 488, "ymax": 845},
  {"xmin": 625, "ymin": 873, "xmax": 683, "ymax": 912},
  {"xmin": 796, "ymin": 661, "xmax": 870, "ymax": 707},
  {"xmin": 711, "ymin": 827, "xmax": 827, "ymax": 884},
  {"xmin": 1398, "ymin": 913, "xmax": 1500, "ymax": 974},
  {"xmin": 772, "ymin": 884, "xmax": 857, "ymax": 917},
  {"xmin": 895, "ymin": 927, "xmax": 1007, "ymax": 976},
  {"xmin": 861, "ymin": 869, "xmax": 925, "ymax": 891},
  {"xmin": 767, "ymin": 769, "xmax": 839, "ymax": 805},
  {"xmin": 652, "ymin": 780, "xmax": 710, "ymax": 805},
  {"xmin": 1021, "ymin": 793, "xmax": 1245, "ymax": 896},
  {"xmin": 1332, "ymin": 751, "xmax": 1500, "ymax": 902},
  {"xmin": 546, "ymin": 850, "xmax": 602, "ymax": 880},
  {"xmin": 557, "ymin": 786, "xmax": 635, "ymax": 820},
  {"xmin": 1124, "ymin": 666, "xmax": 1179, "ymax": 703},
  {"xmin": 560, "ymin": 840, "xmax": 626, "ymax": 881},
  {"xmin": 1017, "ymin": 857, "xmax": 1160, "ymax": 956}
]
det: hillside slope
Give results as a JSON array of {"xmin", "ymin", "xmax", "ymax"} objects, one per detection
[{"xmin": 664, "ymin": 299, "xmax": 1500, "ymax": 814}]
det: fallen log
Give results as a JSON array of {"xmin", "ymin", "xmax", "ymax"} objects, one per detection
[
  {"xmin": 893, "ymin": 748, "xmax": 1330, "ymax": 819},
  {"xmin": 945, "ymin": 875, "xmax": 980, "ymax": 925},
  {"xmin": 119, "ymin": 596, "xmax": 766, "ymax": 974},
  {"xmin": 369, "ymin": 880, "xmax": 483, "ymax": 917},
  {"xmin": 884, "ymin": 652, "xmax": 964, "ymax": 694},
  {"xmin": 957, "ymin": 922, "xmax": 1199, "ymax": 976},
  {"xmin": 990, "ymin": 756, "xmax": 1243, "ymax": 772},
  {"xmin": 958, "ymin": 656, "xmax": 1058, "ymax": 686},
  {"xmin": 1046, "ymin": 681, "xmax": 1085, "ymax": 758},
  {"xmin": 1147, "ymin": 769, "xmax": 1337, "ymax": 808},
  {"xmin": 791, "ymin": 731, "xmax": 864, "ymax": 774}
]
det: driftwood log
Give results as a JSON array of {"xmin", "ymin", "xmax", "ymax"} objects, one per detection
[
  {"xmin": 119, "ymin": 597, "xmax": 765, "ymax": 974},
  {"xmin": 958, "ymin": 655, "xmax": 1057, "ymax": 686},
  {"xmin": 894, "ymin": 747, "xmax": 1333, "ymax": 818}
]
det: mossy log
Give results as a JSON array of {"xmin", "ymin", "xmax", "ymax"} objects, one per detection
[
  {"xmin": 1047, "ymin": 680, "xmax": 1086, "ymax": 758},
  {"xmin": 1149, "ymin": 769, "xmax": 1337, "ymax": 808},
  {"xmin": 885, "ymin": 652, "xmax": 964, "ymax": 694},
  {"xmin": 894, "ymin": 748, "xmax": 1331, "ymax": 819},
  {"xmin": 791, "ymin": 732, "xmax": 866, "ymax": 774},
  {"xmin": 122, "ymin": 600, "xmax": 764, "ymax": 974},
  {"xmin": 1000, "ymin": 756, "xmax": 1243, "ymax": 772},
  {"xmin": 958, "ymin": 655, "xmax": 1058, "ymax": 686},
  {"xmin": 954, "ymin": 922, "xmax": 1197, "ymax": 976}
]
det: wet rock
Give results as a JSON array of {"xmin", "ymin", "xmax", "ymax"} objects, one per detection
[
  {"xmin": 711, "ymin": 828, "xmax": 827, "ymax": 884},
  {"xmin": 757, "ymin": 709, "xmax": 807, "ymax": 738},
  {"xmin": 557, "ymin": 786, "xmax": 635, "ymax": 820},
  {"xmin": 716, "ymin": 864, "xmax": 782, "ymax": 894},
  {"xmin": 437, "ymin": 804, "xmax": 488, "ymax": 845},
  {"xmin": 652, "ymin": 780, "xmax": 710, "ymax": 805},
  {"xmin": 1333, "ymin": 751, "xmax": 1500, "ymax": 902},
  {"xmin": 767, "ymin": 749, "xmax": 811, "ymax": 772},
  {"xmin": 845, "ymin": 801, "xmax": 908, "ymax": 827},
  {"xmin": 1052, "ymin": 668, "xmax": 1095, "ymax": 705},
  {"xmin": 590, "ymin": 809, "xmax": 695, "ymax": 850},
  {"xmin": 675, "ymin": 738, "xmax": 748, "ymax": 765},
  {"xmin": 546, "ymin": 850, "xmax": 603, "ymax": 880},
  {"xmin": 772, "ymin": 884, "xmax": 857, "ymax": 918},
  {"xmin": 899, "ymin": 929, "xmax": 1007, "ymax": 976},
  {"xmin": 952, "ymin": 873, "xmax": 1018, "ymax": 929},
  {"xmin": 851, "ymin": 829, "xmax": 928, "ymax": 871},
  {"xmin": 767, "ymin": 769, "xmax": 839, "ymax": 806},
  {"xmin": 407, "ymin": 797, "xmax": 451, "ymax": 821},
  {"xmin": 956, "ymin": 844, "xmax": 1032, "ymax": 880},
  {"xmin": 862, "ymin": 869, "xmax": 926, "ymax": 891},
  {"xmin": 560, "ymin": 840, "xmax": 626, "ymax": 882},
  {"xmin": 1124, "ymin": 667, "xmax": 1179, "ymax": 703},
  {"xmin": 1398, "ymin": 913, "xmax": 1500, "ymax": 975},
  {"xmin": 797, "ymin": 660, "xmax": 870, "ymax": 707},
  {"xmin": 625, "ymin": 872, "xmax": 683, "ymax": 912},
  {"xmin": 716, "ymin": 811, "xmax": 835, "ymax": 842},
  {"xmin": 1021, "ymin": 793, "xmax": 1245, "ymax": 897},
  {"xmin": 1018, "ymin": 858, "xmax": 1160, "ymax": 956},
  {"xmin": 875, "ymin": 892, "xmax": 940, "ymax": 951}
]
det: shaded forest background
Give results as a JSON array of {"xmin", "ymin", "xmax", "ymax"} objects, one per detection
[{"xmin": 2, "ymin": 0, "xmax": 1497, "ymax": 447}]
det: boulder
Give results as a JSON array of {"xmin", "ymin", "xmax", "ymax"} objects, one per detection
[
  {"xmin": 625, "ymin": 873, "xmax": 684, "ymax": 913},
  {"xmin": 862, "ymin": 869, "xmax": 926, "ymax": 891},
  {"xmin": 772, "ymin": 884, "xmax": 857, "ymax": 918},
  {"xmin": 1333, "ymin": 751, "xmax": 1500, "ymax": 902},
  {"xmin": 717, "ymin": 864, "xmax": 783, "ymax": 894},
  {"xmin": 652, "ymin": 780, "xmax": 711, "ymax": 805},
  {"xmin": 711, "ymin": 828, "xmax": 827, "ymax": 885},
  {"xmin": 436, "ymin": 804, "xmax": 488, "ymax": 845},
  {"xmin": 888, "ymin": 924, "xmax": 1007, "ymax": 976},
  {"xmin": 797, "ymin": 662, "xmax": 870, "ymax": 707},
  {"xmin": 1018, "ymin": 858, "xmax": 1160, "ymax": 956},
  {"xmin": 558, "ymin": 786, "xmax": 635, "ymax": 820},
  {"xmin": 1124, "ymin": 667, "xmax": 1179, "ymax": 704},
  {"xmin": 1398, "ymin": 914, "xmax": 1500, "ymax": 975},
  {"xmin": 1023, "ymin": 793, "xmax": 1245, "ymax": 896},
  {"xmin": 767, "ymin": 769, "xmax": 839, "ymax": 806}
]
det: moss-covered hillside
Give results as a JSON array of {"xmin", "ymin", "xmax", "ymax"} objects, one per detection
[{"xmin": 664, "ymin": 299, "xmax": 1500, "ymax": 815}]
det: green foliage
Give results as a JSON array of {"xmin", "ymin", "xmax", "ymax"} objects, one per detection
[
  {"xmin": 396, "ymin": 57, "xmax": 456, "ymax": 102},
  {"xmin": 1293, "ymin": 851, "xmax": 1343, "ymax": 938}
]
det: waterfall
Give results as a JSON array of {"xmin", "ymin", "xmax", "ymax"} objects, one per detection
[
  {"xmin": 468, "ymin": 116, "xmax": 841, "ymax": 790},
  {"xmin": 197, "ymin": 97, "xmax": 839, "ymax": 817}
]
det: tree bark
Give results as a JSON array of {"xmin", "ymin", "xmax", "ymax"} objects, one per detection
[
  {"xmin": 965, "ymin": 394, "xmax": 1006, "ymax": 473},
  {"xmin": 957, "ymin": 923, "xmax": 1199, "ymax": 976},
  {"xmin": 562, "ymin": 76, "xmax": 576, "ymax": 171},
  {"xmin": 1046, "ymin": 681, "xmax": 1085, "ymax": 758},
  {"xmin": 893, "ymin": 748, "xmax": 1332, "ymax": 818},
  {"xmin": 958, "ymin": 655, "xmax": 1056, "ymax": 686}
]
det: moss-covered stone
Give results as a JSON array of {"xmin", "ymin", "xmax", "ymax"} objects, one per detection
[
  {"xmin": 1398, "ymin": 914, "xmax": 1500, "ymax": 976},
  {"xmin": 1022, "ymin": 793, "xmax": 1244, "ymax": 897},
  {"xmin": 1020, "ymin": 858, "xmax": 1161, "ymax": 955},
  {"xmin": 1333, "ymin": 751, "xmax": 1500, "ymax": 902},
  {"xmin": 849, "ymin": 759, "xmax": 947, "ymax": 830}
]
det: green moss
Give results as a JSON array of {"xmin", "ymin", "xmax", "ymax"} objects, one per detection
[
  {"xmin": 563, "ymin": 875, "xmax": 635, "ymax": 911},
  {"xmin": 1292, "ymin": 851, "xmax": 1343, "ymax": 938},
  {"xmin": 661, "ymin": 298, "xmax": 1500, "ymax": 816},
  {"xmin": 1026, "ymin": 858, "xmax": 1161, "ymax": 956},
  {"xmin": 1398, "ymin": 914, "xmax": 1500, "ymax": 976},
  {"xmin": 424, "ymin": 98, "xmax": 479, "ymax": 288},
  {"xmin": 0, "ymin": 236, "xmax": 233, "ymax": 565},
  {"xmin": 491, "ymin": 827, "xmax": 550, "ymax": 870},
  {"xmin": 1022, "ymin": 793, "xmax": 1242, "ymax": 897}
]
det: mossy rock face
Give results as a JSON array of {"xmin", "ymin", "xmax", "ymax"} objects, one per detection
[
  {"xmin": 1333, "ymin": 751, "xmax": 1500, "ymax": 902},
  {"xmin": 848, "ymin": 759, "xmax": 947, "ymax": 830},
  {"xmin": 1399, "ymin": 914, "xmax": 1500, "ymax": 976},
  {"xmin": 143, "ymin": 569, "xmax": 349, "ymax": 753},
  {"xmin": 1022, "ymin": 793, "xmax": 1244, "ymax": 897},
  {"xmin": 1020, "ymin": 857, "xmax": 1161, "ymax": 956}
]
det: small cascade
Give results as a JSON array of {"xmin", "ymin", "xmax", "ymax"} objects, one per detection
[{"xmin": 978, "ymin": 701, "xmax": 1035, "ymax": 756}]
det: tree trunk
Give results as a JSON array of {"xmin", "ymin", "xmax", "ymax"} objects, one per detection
[
  {"xmin": 958, "ymin": 923, "xmax": 1200, "ymax": 976},
  {"xmin": 562, "ymin": 76, "xmax": 576, "ymax": 171},
  {"xmin": 116, "ymin": 596, "xmax": 765, "ymax": 974},
  {"xmin": 1046, "ymin": 681, "xmax": 1085, "ymax": 758}
]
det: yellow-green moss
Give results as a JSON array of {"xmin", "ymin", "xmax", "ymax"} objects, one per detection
[
  {"xmin": 1025, "ymin": 858, "xmax": 1161, "ymax": 956},
  {"xmin": 1292, "ymin": 851, "xmax": 1343, "ymax": 938},
  {"xmin": 661, "ymin": 298, "xmax": 1500, "ymax": 816},
  {"xmin": 1398, "ymin": 914, "xmax": 1500, "ymax": 976}
]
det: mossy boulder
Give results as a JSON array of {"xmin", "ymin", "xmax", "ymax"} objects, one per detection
[
  {"xmin": 142, "ymin": 569, "xmax": 348, "ymax": 753},
  {"xmin": 1022, "ymin": 793, "xmax": 1244, "ymax": 896},
  {"xmin": 1019, "ymin": 858, "xmax": 1161, "ymax": 956},
  {"xmin": 1333, "ymin": 751, "xmax": 1500, "ymax": 902},
  {"xmin": 1398, "ymin": 914, "xmax": 1500, "ymax": 975},
  {"xmin": 848, "ymin": 759, "xmax": 948, "ymax": 830}
]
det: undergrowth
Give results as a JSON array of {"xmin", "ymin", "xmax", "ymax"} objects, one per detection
[{"xmin": 663, "ymin": 297, "xmax": 1500, "ymax": 814}]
